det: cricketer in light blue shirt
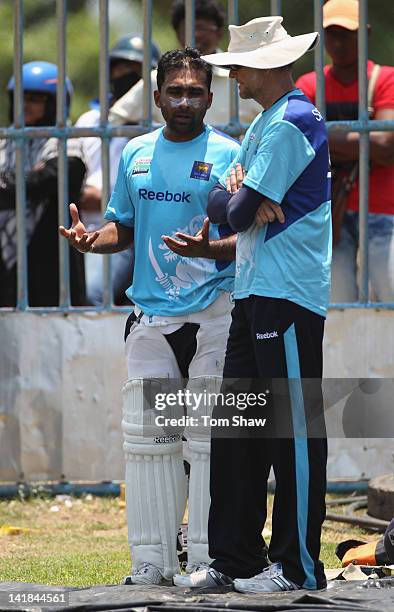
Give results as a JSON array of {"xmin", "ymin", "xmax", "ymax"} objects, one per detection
[
  {"xmin": 219, "ymin": 89, "xmax": 332, "ymax": 317},
  {"xmin": 105, "ymin": 125, "xmax": 239, "ymax": 316}
]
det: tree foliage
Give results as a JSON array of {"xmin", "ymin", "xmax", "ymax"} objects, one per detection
[{"xmin": 0, "ymin": 0, "xmax": 101, "ymax": 125}]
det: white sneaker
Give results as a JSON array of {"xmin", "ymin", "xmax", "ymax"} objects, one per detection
[
  {"xmin": 233, "ymin": 563, "xmax": 301, "ymax": 594},
  {"xmin": 173, "ymin": 564, "xmax": 233, "ymax": 588},
  {"xmin": 124, "ymin": 562, "xmax": 169, "ymax": 585},
  {"xmin": 173, "ymin": 562, "xmax": 210, "ymax": 587}
]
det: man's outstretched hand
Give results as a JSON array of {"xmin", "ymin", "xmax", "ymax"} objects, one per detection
[
  {"xmin": 59, "ymin": 203, "xmax": 99, "ymax": 253},
  {"xmin": 162, "ymin": 217, "xmax": 211, "ymax": 258}
]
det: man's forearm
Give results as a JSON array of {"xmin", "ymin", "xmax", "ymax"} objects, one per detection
[
  {"xmin": 329, "ymin": 132, "xmax": 359, "ymax": 162},
  {"xmin": 80, "ymin": 185, "xmax": 102, "ymax": 211},
  {"xmin": 205, "ymin": 235, "xmax": 236, "ymax": 260},
  {"xmin": 207, "ymin": 183, "xmax": 230, "ymax": 224},
  {"xmin": 90, "ymin": 221, "xmax": 133, "ymax": 254},
  {"xmin": 208, "ymin": 182, "xmax": 264, "ymax": 232},
  {"xmin": 329, "ymin": 131, "xmax": 394, "ymax": 166}
]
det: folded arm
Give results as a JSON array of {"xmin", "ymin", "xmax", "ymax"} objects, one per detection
[
  {"xmin": 329, "ymin": 109, "xmax": 394, "ymax": 167},
  {"xmin": 208, "ymin": 182, "xmax": 268, "ymax": 232}
]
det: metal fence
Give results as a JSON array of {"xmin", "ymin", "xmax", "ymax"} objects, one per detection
[{"xmin": 1, "ymin": 0, "xmax": 393, "ymax": 312}]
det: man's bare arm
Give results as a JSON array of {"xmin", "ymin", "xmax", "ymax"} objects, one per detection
[
  {"xmin": 162, "ymin": 218, "xmax": 236, "ymax": 260},
  {"xmin": 79, "ymin": 185, "xmax": 102, "ymax": 211},
  {"xmin": 59, "ymin": 203, "xmax": 133, "ymax": 253},
  {"xmin": 208, "ymin": 235, "xmax": 236, "ymax": 260},
  {"xmin": 329, "ymin": 108, "xmax": 394, "ymax": 167},
  {"xmin": 88, "ymin": 221, "xmax": 133, "ymax": 253}
]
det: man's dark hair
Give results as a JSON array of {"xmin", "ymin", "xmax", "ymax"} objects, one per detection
[
  {"xmin": 170, "ymin": 0, "xmax": 225, "ymax": 31},
  {"xmin": 156, "ymin": 48, "xmax": 212, "ymax": 91}
]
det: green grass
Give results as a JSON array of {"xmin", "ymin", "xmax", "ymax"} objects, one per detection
[
  {"xmin": 0, "ymin": 545, "xmax": 340, "ymax": 588},
  {"xmin": 0, "ymin": 496, "xmax": 130, "ymax": 586},
  {"xmin": 0, "ymin": 494, "xmax": 367, "ymax": 587},
  {"xmin": 0, "ymin": 551, "xmax": 130, "ymax": 587},
  {"xmin": 320, "ymin": 542, "xmax": 340, "ymax": 570}
]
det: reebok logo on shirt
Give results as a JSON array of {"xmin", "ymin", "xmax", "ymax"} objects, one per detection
[
  {"xmin": 256, "ymin": 331, "xmax": 279, "ymax": 340},
  {"xmin": 139, "ymin": 188, "xmax": 191, "ymax": 203}
]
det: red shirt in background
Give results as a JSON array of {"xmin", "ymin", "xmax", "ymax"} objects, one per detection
[{"xmin": 296, "ymin": 60, "xmax": 394, "ymax": 215}]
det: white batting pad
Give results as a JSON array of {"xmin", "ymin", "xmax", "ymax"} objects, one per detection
[
  {"xmin": 122, "ymin": 378, "xmax": 187, "ymax": 579},
  {"xmin": 183, "ymin": 376, "xmax": 222, "ymax": 569}
]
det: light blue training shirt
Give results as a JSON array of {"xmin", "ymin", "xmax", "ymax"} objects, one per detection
[
  {"xmin": 219, "ymin": 89, "xmax": 332, "ymax": 317},
  {"xmin": 105, "ymin": 125, "xmax": 239, "ymax": 316}
]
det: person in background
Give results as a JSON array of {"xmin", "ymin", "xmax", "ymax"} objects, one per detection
[
  {"xmin": 75, "ymin": 35, "xmax": 161, "ymax": 305},
  {"xmin": 109, "ymin": 0, "xmax": 261, "ymax": 128},
  {"xmin": 296, "ymin": 0, "xmax": 394, "ymax": 302},
  {"xmin": 0, "ymin": 61, "xmax": 86, "ymax": 307}
]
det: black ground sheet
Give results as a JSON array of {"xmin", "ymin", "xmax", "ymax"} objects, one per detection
[{"xmin": 0, "ymin": 579, "xmax": 393, "ymax": 612}]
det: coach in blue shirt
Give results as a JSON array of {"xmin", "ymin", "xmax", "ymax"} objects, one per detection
[{"xmin": 176, "ymin": 16, "xmax": 331, "ymax": 593}]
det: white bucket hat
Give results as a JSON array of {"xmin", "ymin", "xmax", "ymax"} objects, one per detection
[{"xmin": 201, "ymin": 16, "xmax": 319, "ymax": 70}]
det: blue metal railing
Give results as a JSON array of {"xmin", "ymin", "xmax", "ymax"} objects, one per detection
[{"xmin": 1, "ymin": 0, "xmax": 392, "ymax": 312}]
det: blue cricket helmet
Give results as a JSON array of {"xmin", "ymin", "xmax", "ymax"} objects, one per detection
[
  {"xmin": 7, "ymin": 61, "xmax": 73, "ymax": 122},
  {"xmin": 8, "ymin": 61, "xmax": 71, "ymax": 94}
]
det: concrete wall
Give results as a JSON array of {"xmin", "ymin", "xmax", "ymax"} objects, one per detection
[
  {"xmin": 0, "ymin": 312, "xmax": 126, "ymax": 481},
  {"xmin": 0, "ymin": 309, "xmax": 393, "ymax": 481},
  {"xmin": 324, "ymin": 309, "xmax": 394, "ymax": 479}
]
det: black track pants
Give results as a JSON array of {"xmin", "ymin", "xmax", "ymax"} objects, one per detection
[{"xmin": 208, "ymin": 296, "xmax": 327, "ymax": 589}]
